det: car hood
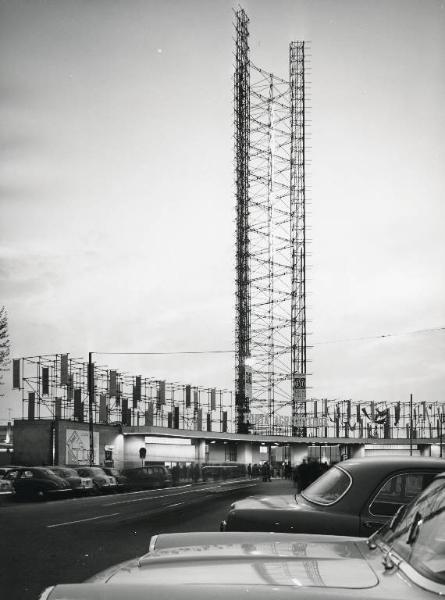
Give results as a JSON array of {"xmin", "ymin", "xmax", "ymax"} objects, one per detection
[{"xmin": 85, "ymin": 532, "xmax": 377, "ymax": 590}]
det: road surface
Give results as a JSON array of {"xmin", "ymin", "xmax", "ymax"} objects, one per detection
[{"xmin": 0, "ymin": 477, "xmax": 295, "ymax": 600}]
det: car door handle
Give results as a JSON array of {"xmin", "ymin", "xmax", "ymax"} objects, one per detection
[{"xmin": 363, "ymin": 521, "xmax": 384, "ymax": 529}]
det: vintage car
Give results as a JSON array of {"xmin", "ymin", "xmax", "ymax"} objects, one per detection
[
  {"xmin": 220, "ymin": 455, "xmax": 445, "ymax": 536},
  {"xmin": 38, "ymin": 473, "xmax": 445, "ymax": 599},
  {"xmin": 48, "ymin": 466, "xmax": 94, "ymax": 495},
  {"xmin": 121, "ymin": 465, "xmax": 172, "ymax": 490},
  {"xmin": 73, "ymin": 466, "xmax": 118, "ymax": 494},
  {"xmin": 4, "ymin": 466, "xmax": 72, "ymax": 500}
]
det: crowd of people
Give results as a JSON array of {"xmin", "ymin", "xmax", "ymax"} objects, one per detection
[
  {"xmin": 246, "ymin": 457, "xmax": 331, "ymax": 491},
  {"xmin": 167, "ymin": 458, "xmax": 331, "ymax": 488},
  {"xmin": 291, "ymin": 458, "xmax": 330, "ymax": 491}
]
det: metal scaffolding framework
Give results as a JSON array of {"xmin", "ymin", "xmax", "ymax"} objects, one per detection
[
  {"xmin": 12, "ymin": 354, "xmax": 233, "ymax": 433},
  {"xmin": 11, "ymin": 355, "xmax": 445, "ymax": 445},
  {"xmin": 234, "ymin": 8, "xmax": 308, "ymax": 434}
]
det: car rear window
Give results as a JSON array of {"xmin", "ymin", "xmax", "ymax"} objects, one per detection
[{"xmin": 301, "ymin": 465, "xmax": 351, "ymax": 505}]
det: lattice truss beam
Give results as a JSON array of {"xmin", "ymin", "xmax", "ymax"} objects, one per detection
[{"xmin": 234, "ymin": 8, "xmax": 307, "ymax": 435}]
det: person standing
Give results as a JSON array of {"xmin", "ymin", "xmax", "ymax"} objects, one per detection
[{"xmin": 247, "ymin": 463, "xmax": 252, "ymax": 478}]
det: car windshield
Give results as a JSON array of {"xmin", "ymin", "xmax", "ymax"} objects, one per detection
[
  {"xmin": 54, "ymin": 468, "xmax": 75, "ymax": 477},
  {"xmin": 380, "ymin": 477, "xmax": 445, "ymax": 584},
  {"xmin": 37, "ymin": 469, "xmax": 57, "ymax": 478},
  {"xmin": 301, "ymin": 465, "xmax": 351, "ymax": 505}
]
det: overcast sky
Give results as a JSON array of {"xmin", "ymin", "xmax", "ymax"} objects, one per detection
[{"xmin": 1, "ymin": 0, "xmax": 444, "ymax": 422}]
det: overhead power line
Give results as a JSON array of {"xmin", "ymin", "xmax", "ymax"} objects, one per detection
[
  {"xmin": 315, "ymin": 326, "xmax": 445, "ymax": 345},
  {"xmin": 94, "ymin": 326, "xmax": 445, "ymax": 357}
]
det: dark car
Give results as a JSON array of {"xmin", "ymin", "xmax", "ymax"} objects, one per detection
[
  {"xmin": 122, "ymin": 465, "xmax": 172, "ymax": 490},
  {"xmin": 38, "ymin": 473, "xmax": 445, "ymax": 599},
  {"xmin": 4, "ymin": 467, "xmax": 72, "ymax": 501},
  {"xmin": 48, "ymin": 466, "xmax": 94, "ymax": 495},
  {"xmin": 220, "ymin": 455, "xmax": 445, "ymax": 536},
  {"xmin": 102, "ymin": 467, "xmax": 128, "ymax": 492},
  {"xmin": 73, "ymin": 466, "xmax": 118, "ymax": 494}
]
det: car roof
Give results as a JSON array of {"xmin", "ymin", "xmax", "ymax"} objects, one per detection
[
  {"xmin": 338, "ymin": 455, "xmax": 445, "ymax": 473},
  {"xmin": 305, "ymin": 456, "xmax": 445, "ymax": 511}
]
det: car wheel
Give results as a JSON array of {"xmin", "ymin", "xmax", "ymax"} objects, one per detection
[{"xmin": 36, "ymin": 489, "xmax": 47, "ymax": 501}]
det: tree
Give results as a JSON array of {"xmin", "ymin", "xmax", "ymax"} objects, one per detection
[{"xmin": 0, "ymin": 306, "xmax": 10, "ymax": 395}]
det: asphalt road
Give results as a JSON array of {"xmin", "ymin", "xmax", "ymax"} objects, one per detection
[{"xmin": 0, "ymin": 477, "xmax": 295, "ymax": 600}]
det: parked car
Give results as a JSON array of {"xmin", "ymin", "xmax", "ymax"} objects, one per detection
[
  {"xmin": 38, "ymin": 473, "xmax": 445, "ymax": 599},
  {"xmin": 220, "ymin": 455, "xmax": 445, "ymax": 536},
  {"xmin": 101, "ymin": 467, "xmax": 129, "ymax": 492},
  {"xmin": 0, "ymin": 466, "xmax": 23, "ymax": 495},
  {"xmin": 73, "ymin": 466, "xmax": 118, "ymax": 494},
  {"xmin": 48, "ymin": 466, "xmax": 94, "ymax": 495},
  {"xmin": 0, "ymin": 477, "xmax": 14, "ymax": 494},
  {"xmin": 0, "ymin": 465, "xmax": 24, "ymax": 477},
  {"xmin": 4, "ymin": 467, "xmax": 72, "ymax": 501},
  {"xmin": 122, "ymin": 465, "xmax": 172, "ymax": 490}
]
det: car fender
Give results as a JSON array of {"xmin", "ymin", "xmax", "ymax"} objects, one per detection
[{"xmin": 226, "ymin": 505, "xmax": 360, "ymax": 536}]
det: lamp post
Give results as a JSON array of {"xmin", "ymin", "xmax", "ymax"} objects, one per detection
[
  {"xmin": 440, "ymin": 413, "xmax": 444, "ymax": 458},
  {"xmin": 409, "ymin": 393, "xmax": 413, "ymax": 457}
]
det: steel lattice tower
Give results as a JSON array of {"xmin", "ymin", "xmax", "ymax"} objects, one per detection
[
  {"xmin": 234, "ymin": 9, "xmax": 307, "ymax": 435},
  {"xmin": 290, "ymin": 41, "xmax": 307, "ymax": 436},
  {"xmin": 234, "ymin": 9, "xmax": 251, "ymax": 434}
]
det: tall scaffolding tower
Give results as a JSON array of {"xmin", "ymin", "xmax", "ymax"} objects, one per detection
[
  {"xmin": 234, "ymin": 8, "xmax": 251, "ymax": 434},
  {"xmin": 234, "ymin": 9, "xmax": 307, "ymax": 435}
]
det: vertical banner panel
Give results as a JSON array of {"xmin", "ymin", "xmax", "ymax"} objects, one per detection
[
  {"xmin": 28, "ymin": 392, "xmax": 35, "ymax": 420},
  {"xmin": 55, "ymin": 397, "xmax": 62, "ymax": 420},
  {"xmin": 74, "ymin": 389, "xmax": 82, "ymax": 420},
  {"xmin": 42, "ymin": 367, "xmax": 49, "ymax": 395},
  {"xmin": 210, "ymin": 388, "xmax": 216, "ymax": 411},
  {"xmin": 174, "ymin": 406, "xmax": 180, "ymax": 429},
  {"xmin": 99, "ymin": 394, "xmax": 107, "ymax": 423},
  {"xmin": 159, "ymin": 381, "xmax": 166, "ymax": 405},
  {"xmin": 109, "ymin": 370, "xmax": 117, "ymax": 397},
  {"xmin": 145, "ymin": 402, "xmax": 154, "ymax": 426},
  {"xmin": 60, "ymin": 354, "xmax": 69, "ymax": 386},
  {"xmin": 12, "ymin": 359, "xmax": 20, "ymax": 389},
  {"xmin": 67, "ymin": 375, "xmax": 74, "ymax": 401},
  {"xmin": 121, "ymin": 399, "xmax": 129, "ymax": 425}
]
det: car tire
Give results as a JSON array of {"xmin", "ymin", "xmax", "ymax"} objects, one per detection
[{"xmin": 36, "ymin": 489, "xmax": 47, "ymax": 501}]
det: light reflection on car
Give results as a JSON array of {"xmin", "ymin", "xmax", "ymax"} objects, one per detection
[{"xmin": 38, "ymin": 473, "xmax": 445, "ymax": 599}]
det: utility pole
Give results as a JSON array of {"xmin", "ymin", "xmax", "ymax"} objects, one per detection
[
  {"xmin": 88, "ymin": 352, "xmax": 95, "ymax": 466},
  {"xmin": 440, "ymin": 412, "xmax": 444, "ymax": 458},
  {"xmin": 409, "ymin": 393, "xmax": 413, "ymax": 456}
]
